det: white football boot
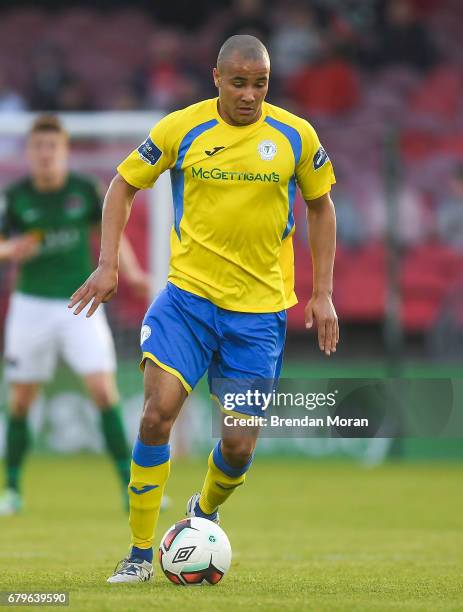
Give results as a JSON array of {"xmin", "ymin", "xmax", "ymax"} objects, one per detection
[
  {"xmin": 186, "ymin": 492, "xmax": 220, "ymax": 524},
  {"xmin": 0, "ymin": 489, "xmax": 22, "ymax": 516},
  {"xmin": 107, "ymin": 557, "xmax": 153, "ymax": 584}
]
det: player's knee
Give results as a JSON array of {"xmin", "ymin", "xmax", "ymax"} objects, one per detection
[
  {"xmin": 91, "ymin": 387, "xmax": 118, "ymax": 409},
  {"xmin": 139, "ymin": 395, "xmax": 175, "ymax": 444},
  {"xmin": 10, "ymin": 401, "xmax": 30, "ymax": 419},
  {"xmin": 220, "ymin": 438, "xmax": 254, "ymax": 468},
  {"xmin": 85, "ymin": 375, "xmax": 118, "ymax": 409},
  {"xmin": 9, "ymin": 385, "xmax": 37, "ymax": 417}
]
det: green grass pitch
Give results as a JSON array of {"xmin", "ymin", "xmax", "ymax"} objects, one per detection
[{"xmin": 1, "ymin": 455, "xmax": 462, "ymax": 611}]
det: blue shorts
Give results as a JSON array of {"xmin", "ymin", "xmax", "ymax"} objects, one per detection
[{"xmin": 140, "ymin": 282, "xmax": 286, "ymax": 416}]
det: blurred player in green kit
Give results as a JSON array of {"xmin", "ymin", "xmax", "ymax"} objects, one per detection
[{"xmin": 0, "ymin": 115, "xmax": 150, "ymax": 515}]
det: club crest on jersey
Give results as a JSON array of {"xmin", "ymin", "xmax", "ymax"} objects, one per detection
[
  {"xmin": 138, "ymin": 137, "xmax": 162, "ymax": 166},
  {"xmin": 65, "ymin": 195, "xmax": 84, "ymax": 217},
  {"xmin": 313, "ymin": 146, "xmax": 329, "ymax": 170},
  {"xmin": 258, "ymin": 140, "xmax": 277, "ymax": 161},
  {"xmin": 140, "ymin": 324, "xmax": 151, "ymax": 345}
]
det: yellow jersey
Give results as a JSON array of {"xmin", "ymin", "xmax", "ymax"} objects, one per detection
[{"xmin": 117, "ymin": 98, "xmax": 335, "ymax": 312}]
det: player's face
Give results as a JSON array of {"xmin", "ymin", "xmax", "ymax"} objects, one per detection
[
  {"xmin": 214, "ymin": 55, "xmax": 270, "ymax": 126},
  {"xmin": 26, "ymin": 131, "xmax": 69, "ymax": 181}
]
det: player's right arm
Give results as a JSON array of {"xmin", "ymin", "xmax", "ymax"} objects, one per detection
[
  {"xmin": 0, "ymin": 192, "xmax": 39, "ymax": 262},
  {"xmin": 69, "ymin": 113, "xmax": 179, "ymax": 317},
  {"xmin": 69, "ymin": 175, "xmax": 139, "ymax": 317},
  {"xmin": 0, "ymin": 235, "xmax": 39, "ymax": 262}
]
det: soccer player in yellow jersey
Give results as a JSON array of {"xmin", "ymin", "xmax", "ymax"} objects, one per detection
[{"xmin": 70, "ymin": 35, "xmax": 338, "ymax": 583}]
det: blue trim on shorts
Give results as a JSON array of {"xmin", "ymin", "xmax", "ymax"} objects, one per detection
[{"xmin": 140, "ymin": 283, "xmax": 287, "ymax": 415}]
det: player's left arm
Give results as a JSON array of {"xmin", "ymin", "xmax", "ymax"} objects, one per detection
[
  {"xmin": 304, "ymin": 192, "xmax": 339, "ymax": 356},
  {"xmin": 295, "ymin": 120, "xmax": 338, "ymax": 356}
]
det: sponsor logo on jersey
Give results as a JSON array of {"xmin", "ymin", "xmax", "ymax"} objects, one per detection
[
  {"xmin": 192, "ymin": 166, "xmax": 280, "ymax": 183},
  {"xmin": 41, "ymin": 228, "xmax": 80, "ymax": 253},
  {"xmin": 21, "ymin": 208, "xmax": 41, "ymax": 223},
  {"xmin": 205, "ymin": 146, "xmax": 225, "ymax": 156},
  {"xmin": 140, "ymin": 324, "xmax": 151, "ymax": 345},
  {"xmin": 313, "ymin": 146, "xmax": 329, "ymax": 170},
  {"xmin": 258, "ymin": 140, "xmax": 277, "ymax": 160},
  {"xmin": 138, "ymin": 137, "xmax": 162, "ymax": 165}
]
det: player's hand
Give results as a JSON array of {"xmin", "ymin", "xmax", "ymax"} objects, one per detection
[
  {"xmin": 305, "ymin": 293, "xmax": 339, "ymax": 356},
  {"xmin": 126, "ymin": 269, "xmax": 152, "ymax": 300},
  {"xmin": 7, "ymin": 234, "xmax": 40, "ymax": 262},
  {"xmin": 68, "ymin": 263, "xmax": 118, "ymax": 318}
]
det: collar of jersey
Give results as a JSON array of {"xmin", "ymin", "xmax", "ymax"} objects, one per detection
[{"xmin": 213, "ymin": 98, "xmax": 268, "ymax": 130}]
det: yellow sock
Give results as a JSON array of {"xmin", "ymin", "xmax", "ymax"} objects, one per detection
[
  {"xmin": 199, "ymin": 441, "xmax": 253, "ymax": 515},
  {"xmin": 129, "ymin": 439, "xmax": 170, "ymax": 555}
]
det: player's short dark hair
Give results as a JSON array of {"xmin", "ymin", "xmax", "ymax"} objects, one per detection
[
  {"xmin": 29, "ymin": 114, "xmax": 68, "ymax": 140},
  {"xmin": 217, "ymin": 34, "xmax": 270, "ymax": 69}
]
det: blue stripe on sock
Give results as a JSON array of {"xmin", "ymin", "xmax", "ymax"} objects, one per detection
[
  {"xmin": 212, "ymin": 441, "xmax": 253, "ymax": 478},
  {"xmin": 194, "ymin": 500, "xmax": 218, "ymax": 522},
  {"xmin": 130, "ymin": 546, "xmax": 153, "ymax": 563},
  {"xmin": 132, "ymin": 438, "xmax": 170, "ymax": 467}
]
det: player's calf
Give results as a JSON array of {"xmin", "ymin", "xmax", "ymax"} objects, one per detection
[
  {"xmin": 196, "ymin": 441, "xmax": 254, "ymax": 518},
  {"xmin": 220, "ymin": 436, "xmax": 255, "ymax": 468}
]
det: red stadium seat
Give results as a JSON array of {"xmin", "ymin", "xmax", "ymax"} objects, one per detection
[{"xmin": 408, "ymin": 66, "xmax": 462, "ymax": 120}]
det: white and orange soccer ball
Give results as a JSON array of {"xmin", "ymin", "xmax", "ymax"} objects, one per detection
[{"xmin": 158, "ymin": 517, "xmax": 232, "ymax": 586}]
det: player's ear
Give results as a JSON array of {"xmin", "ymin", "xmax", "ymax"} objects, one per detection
[{"xmin": 213, "ymin": 67, "xmax": 220, "ymax": 89}]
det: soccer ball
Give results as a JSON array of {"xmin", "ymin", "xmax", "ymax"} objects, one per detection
[{"xmin": 158, "ymin": 517, "xmax": 232, "ymax": 585}]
